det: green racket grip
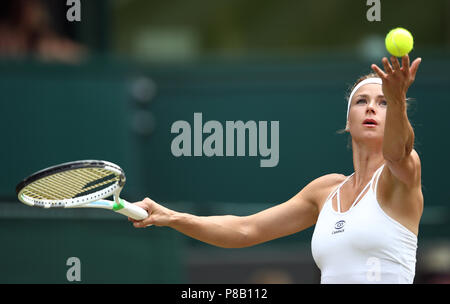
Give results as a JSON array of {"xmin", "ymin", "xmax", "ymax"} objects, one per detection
[{"xmin": 113, "ymin": 199, "xmax": 148, "ymax": 220}]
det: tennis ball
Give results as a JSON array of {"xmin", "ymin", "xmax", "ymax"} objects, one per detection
[{"xmin": 385, "ymin": 28, "xmax": 414, "ymax": 57}]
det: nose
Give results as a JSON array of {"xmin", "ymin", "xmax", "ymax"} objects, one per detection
[{"xmin": 366, "ymin": 100, "xmax": 376, "ymax": 114}]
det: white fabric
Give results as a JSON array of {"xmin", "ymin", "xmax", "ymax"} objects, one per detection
[
  {"xmin": 347, "ymin": 78, "xmax": 383, "ymax": 122},
  {"xmin": 311, "ymin": 164, "xmax": 418, "ymax": 284}
]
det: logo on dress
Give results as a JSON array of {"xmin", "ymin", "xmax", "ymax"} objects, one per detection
[{"xmin": 332, "ymin": 220, "xmax": 346, "ymax": 234}]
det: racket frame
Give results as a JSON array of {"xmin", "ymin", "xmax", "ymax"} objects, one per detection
[{"xmin": 16, "ymin": 160, "xmax": 148, "ymax": 220}]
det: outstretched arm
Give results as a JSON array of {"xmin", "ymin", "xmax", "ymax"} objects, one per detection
[{"xmin": 128, "ymin": 175, "xmax": 332, "ymax": 248}]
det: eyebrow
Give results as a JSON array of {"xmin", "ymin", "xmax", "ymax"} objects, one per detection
[{"xmin": 355, "ymin": 94, "xmax": 385, "ymax": 99}]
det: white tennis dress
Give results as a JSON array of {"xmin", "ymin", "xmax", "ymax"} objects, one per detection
[{"xmin": 311, "ymin": 164, "xmax": 418, "ymax": 284}]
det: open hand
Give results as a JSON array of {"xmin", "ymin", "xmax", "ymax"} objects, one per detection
[{"xmin": 371, "ymin": 55, "xmax": 421, "ymax": 103}]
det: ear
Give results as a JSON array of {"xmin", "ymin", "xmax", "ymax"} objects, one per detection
[{"xmin": 345, "ymin": 121, "xmax": 350, "ymax": 132}]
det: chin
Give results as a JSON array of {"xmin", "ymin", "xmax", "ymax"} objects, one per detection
[{"xmin": 352, "ymin": 131, "xmax": 384, "ymax": 142}]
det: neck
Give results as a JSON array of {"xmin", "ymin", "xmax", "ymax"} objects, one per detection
[{"xmin": 351, "ymin": 140, "xmax": 385, "ymax": 187}]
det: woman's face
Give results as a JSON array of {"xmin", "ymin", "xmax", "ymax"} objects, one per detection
[{"xmin": 347, "ymin": 83, "xmax": 386, "ymax": 142}]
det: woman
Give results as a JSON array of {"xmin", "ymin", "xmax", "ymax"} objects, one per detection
[{"xmin": 130, "ymin": 55, "xmax": 423, "ymax": 284}]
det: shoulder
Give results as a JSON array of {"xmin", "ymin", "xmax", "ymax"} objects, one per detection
[
  {"xmin": 308, "ymin": 173, "xmax": 347, "ymax": 188},
  {"xmin": 303, "ymin": 173, "xmax": 347, "ymax": 208}
]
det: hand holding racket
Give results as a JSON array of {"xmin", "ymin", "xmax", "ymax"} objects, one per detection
[
  {"xmin": 128, "ymin": 197, "xmax": 176, "ymax": 228},
  {"xmin": 16, "ymin": 160, "xmax": 148, "ymax": 220}
]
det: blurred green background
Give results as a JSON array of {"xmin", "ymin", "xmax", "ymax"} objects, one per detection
[{"xmin": 0, "ymin": 0, "xmax": 449, "ymax": 283}]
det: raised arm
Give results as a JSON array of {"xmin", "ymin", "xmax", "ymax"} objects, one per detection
[
  {"xmin": 371, "ymin": 55, "xmax": 422, "ymax": 187},
  {"xmin": 129, "ymin": 175, "xmax": 335, "ymax": 248}
]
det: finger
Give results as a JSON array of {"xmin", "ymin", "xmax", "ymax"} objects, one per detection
[
  {"xmin": 133, "ymin": 221, "xmax": 144, "ymax": 228},
  {"xmin": 371, "ymin": 64, "xmax": 386, "ymax": 79},
  {"xmin": 133, "ymin": 213, "xmax": 155, "ymax": 227},
  {"xmin": 382, "ymin": 57, "xmax": 393, "ymax": 74},
  {"xmin": 133, "ymin": 219, "xmax": 150, "ymax": 228},
  {"xmin": 410, "ymin": 58, "xmax": 422, "ymax": 79},
  {"xmin": 133, "ymin": 201, "xmax": 151, "ymax": 212},
  {"xmin": 128, "ymin": 217, "xmax": 139, "ymax": 223},
  {"xmin": 402, "ymin": 55, "xmax": 410, "ymax": 73},
  {"xmin": 391, "ymin": 56, "xmax": 401, "ymax": 71}
]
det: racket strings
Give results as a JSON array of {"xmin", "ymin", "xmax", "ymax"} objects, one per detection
[
  {"xmin": 22, "ymin": 168, "xmax": 120, "ymax": 202},
  {"xmin": 31, "ymin": 169, "xmax": 100, "ymax": 199},
  {"xmin": 27, "ymin": 177, "xmax": 72, "ymax": 200},
  {"xmin": 24, "ymin": 170, "xmax": 90, "ymax": 200}
]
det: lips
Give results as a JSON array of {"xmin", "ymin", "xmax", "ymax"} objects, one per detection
[{"xmin": 363, "ymin": 118, "xmax": 378, "ymax": 126}]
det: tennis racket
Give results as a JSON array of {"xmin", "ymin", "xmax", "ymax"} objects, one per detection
[{"xmin": 15, "ymin": 160, "xmax": 148, "ymax": 220}]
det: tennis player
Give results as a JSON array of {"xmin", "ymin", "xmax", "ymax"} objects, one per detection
[{"xmin": 130, "ymin": 55, "xmax": 423, "ymax": 284}]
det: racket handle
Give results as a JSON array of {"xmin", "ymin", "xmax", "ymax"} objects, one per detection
[{"xmin": 113, "ymin": 199, "xmax": 148, "ymax": 220}]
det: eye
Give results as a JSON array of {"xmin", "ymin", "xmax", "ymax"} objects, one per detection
[
  {"xmin": 356, "ymin": 99, "xmax": 366, "ymax": 104},
  {"xmin": 379, "ymin": 100, "xmax": 387, "ymax": 106}
]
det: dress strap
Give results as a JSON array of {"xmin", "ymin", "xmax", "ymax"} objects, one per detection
[
  {"xmin": 331, "ymin": 173, "xmax": 354, "ymax": 213},
  {"xmin": 324, "ymin": 174, "xmax": 353, "ymax": 203},
  {"xmin": 348, "ymin": 163, "xmax": 385, "ymax": 211},
  {"xmin": 372, "ymin": 164, "xmax": 385, "ymax": 194},
  {"xmin": 349, "ymin": 181, "xmax": 371, "ymax": 210}
]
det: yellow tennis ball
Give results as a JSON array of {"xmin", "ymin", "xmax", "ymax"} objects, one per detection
[{"xmin": 385, "ymin": 28, "xmax": 414, "ymax": 57}]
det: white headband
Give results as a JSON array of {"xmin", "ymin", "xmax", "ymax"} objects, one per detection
[{"xmin": 347, "ymin": 78, "xmax": 382, "ymax": 122}]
